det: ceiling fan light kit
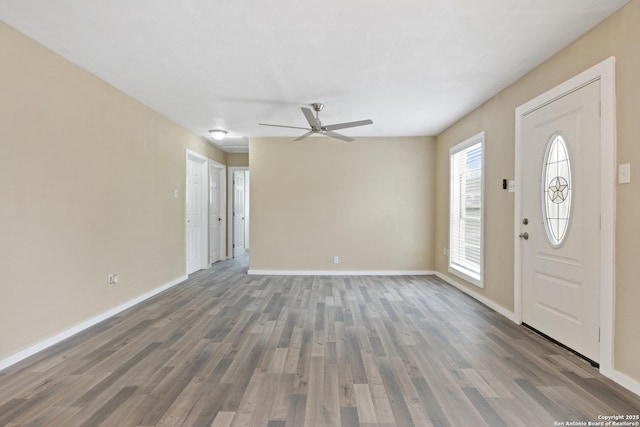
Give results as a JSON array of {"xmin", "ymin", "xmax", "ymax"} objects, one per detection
[{"xmin": 259, "ymin": 103, "xmax": 373, "ymax": 142}]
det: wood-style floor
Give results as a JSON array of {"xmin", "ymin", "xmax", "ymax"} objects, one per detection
[{"xmin": 1, "ymin": 256, "xmax": 638, "ymax": 426}]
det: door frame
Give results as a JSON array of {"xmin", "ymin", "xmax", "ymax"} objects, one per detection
[
  {"xmin": 228, "ymin": 166, "xmax": 250, "ymax": 259},
  {"xmin": 209, "ymin": 159, "xmax": 226, "ymax": 264},
  {"xmin": 185, "ymin": 150, "xmax": 210, "ymax": 274},
  {"xmin": 514, "ymin": 57, "xmax": 616, "ymax": 375}
]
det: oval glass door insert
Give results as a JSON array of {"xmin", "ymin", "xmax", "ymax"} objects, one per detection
[{"xmin": 542, "ymin": 134, "xmax": 572, "ymax": 247}]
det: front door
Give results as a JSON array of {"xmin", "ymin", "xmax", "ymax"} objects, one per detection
[{"xmin": 520, "ymin": 80, "xmax": 601, "ymax": 362}]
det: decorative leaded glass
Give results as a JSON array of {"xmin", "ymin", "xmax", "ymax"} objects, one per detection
[{"xmin": 542, "ymin": 134, "xmax": 572, "ymax": 247}]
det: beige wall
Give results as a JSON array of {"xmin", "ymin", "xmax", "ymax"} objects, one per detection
[
  {"xmin": 435, "ymin": 1, "xmax": 640, "ymax": 380},
  {"xmin": 2, "ymin": 1, "xmax": 639, "ymax": 387},
  {"xmin": 0, "ymin": 22, "xmax": 226, "ymax": 360},
  {"xmin": 226, "ymin": 152, "xmax": 249, "ymax": 167},
  {"xmin": 249, "ymin": 137, "xmax": 435, "ymax": 272}
]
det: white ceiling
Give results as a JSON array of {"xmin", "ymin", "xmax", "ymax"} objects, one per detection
[{"xmin": 0, "ymin": 0, "xmax": 629, "ymax": 152}]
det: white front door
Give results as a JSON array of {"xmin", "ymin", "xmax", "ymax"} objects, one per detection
[
  {"xmin": 233, "ymin": 171, "xmax": 246, "ymax": 258},
  {"xmin": 186, "ymin": 154, "xmax": 207, "ymax": 274},
  {"xmin": 520, "ymin": 80, "xmax": 601, "ymax": 362},
  {"xmin": 209, "ymin": 163, "xmax": 221, "ymax": 264}
]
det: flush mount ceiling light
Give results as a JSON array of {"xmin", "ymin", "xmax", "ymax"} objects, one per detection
[{"xmin": 208, "ymin": 129, "xmax": 228, "ymax": 141}]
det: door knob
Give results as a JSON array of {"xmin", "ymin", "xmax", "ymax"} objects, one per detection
[
  {"xmin": 519, "ymin": 232, "xmax": 529, "ymax": 240},
  {"xmin": 218, "ymin": 218, "xmax": 223, "ymax": 222}
]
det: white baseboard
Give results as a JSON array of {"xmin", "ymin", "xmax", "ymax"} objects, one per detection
[
  {"xmin": 435, "ymin": 272, "xmax": 518, "ymax": 323},
  {"xmin": 4, "ymin": 270, "xmax": 638, "ymax": 398},
  {"xmin": 0, "ymin": 275, "xmax": 187, "ymax": 372},
  {"xmin": 247, "ymin": 269, "xmax": 435, "ymax": 276},
  {"xmin": 434, "ymin": 272, "xmax": 640, "ymax": 397},
  {"xmin": 601, "ymin": 367, "xmax": 640, "ymax": 397}
]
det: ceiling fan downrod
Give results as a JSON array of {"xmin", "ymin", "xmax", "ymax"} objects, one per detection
[{"xmin": 311, "ymin": 103, "xmax": 323, "ymax": 124}]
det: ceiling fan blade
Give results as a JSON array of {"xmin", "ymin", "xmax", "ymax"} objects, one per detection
[
  {"xmin": 323, "ymin": 130, "xmax": 354, "ymax": 142},
  {"xmin": 301, "ymin": 107, "xmax": 321, "ymax": 128},
  {"xmin": 293, "ymin": 131, "xmax": 314, "ymax": 142},
  {"xmin": 323, "ymin": 119, "xmax": 373, "ymax": 131},
  {"xmin": 258, "ymin": 123, "xmax": 311, "ymax": 131}
]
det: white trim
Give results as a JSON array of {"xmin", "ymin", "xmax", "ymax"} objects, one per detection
[
  {"xmin": 228, "ymin": 166, "xmax": 249, "ymax": 259},
  {"xmin": 514, "ymin": 58, "xmax": 617, "ymax": 379},
  {"xmin": 605, "ymin": 370, "xmax": 640, "ymax": 397},
  {"xmin": 186, "ymin": 150, "xmax": 210, "ymax": 274},
  {"xmin": 209, "ymin": 159, "xmax": 227, "ymax": 263},
  {"xmin": 248, "ymin": 270, "xmax": 434, "ymax": 276},
  {"xmin": 435, "ymin": 272, "xmax": 518, "ymax": 323},
  {"xmin": 448, "ymin": 131, "xmax": 485, "ymax": 288},
  {"xmin": 0, "ymin": 275, "xmax": 187, "ymax": 372}
]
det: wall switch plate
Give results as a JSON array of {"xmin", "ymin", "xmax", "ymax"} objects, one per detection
[
  {"xmin": 619, "ymin": 163, "xmax": 631, "ymax": 184},
  {"xmin": 508, "ymin": 180, "xmax": 516, "ymax": 193},
  {"xmin": 333, "ymin": 256, "xmax": 339, "ymax": 264},
  {"xmin": 108, "ymin": 274, "xmax": 119, "ymax": 286}
]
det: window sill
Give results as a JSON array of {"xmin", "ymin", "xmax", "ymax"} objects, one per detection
[{"xmin": 448, "ymin": 264, "xmax": 483, "ymax": 288}]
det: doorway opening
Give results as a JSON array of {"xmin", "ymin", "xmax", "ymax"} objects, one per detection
[
  {"xmin": 514, "ymin": 57, "xmax": 616, "ymax": 375},
  {"xmin": 228, "ymin": 167, "xmax": 250, "ymax": 260},
  {"xmin": 186, "ymin": 150, "xmax": 227, "ymax": 275},
  {"xmin": 209, "ymin": 159, "xmax": 226, "ymax": 265},
  {"xmin": 186, "ymin": 150, "xmax": 209, "ymax": 274}
]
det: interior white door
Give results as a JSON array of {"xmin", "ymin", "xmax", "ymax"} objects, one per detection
[
  {"xmin": 209, "ymin": 164, "xmax": 221, "ymax": 264},
  {"xmin": 521, "ymin": 80, "xmax": 601, "ymax": 362},
  {"xmin": 233, "ymin": 170, "xmax": 246, "ymax": 257},
  {"xmin": 244, "ymin": 171, "xmax": 250, "ymax": 250},
  {"xmin": 186, "ymin": 156, "xmax": 206, "ymax": 274}
]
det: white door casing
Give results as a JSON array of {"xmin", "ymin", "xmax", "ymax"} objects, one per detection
[
  {"xmin": 233, "ymin": 170, "xmax": 246, "ymax": 257},
  {"xmin": 209, "ymin": 166, "xmax": 220, "ymax": 264},
  {"xmin": 228, "ymin": 167, "xmax": 249, "ymax": 259},
  {"xmin": 515, "ymin": 57, "xmax": 616, "ymax": 375},
  {"xmin": 186, "ymin": 151, "xmax": 209, "ymax": 274},
  {"xmin": 520, "ymin": 81, "xmax": 600, "ymax": 362},
  {"xmin": 209, "ymin": 160, "xmax": 225, "ymax": 264},
  {"xmin": 244, "ymin": 171, "xmax": 250, "ymax": 250}
]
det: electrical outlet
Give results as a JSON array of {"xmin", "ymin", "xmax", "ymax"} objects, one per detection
[{"xmin": 333, "ymin": 256, "xmax": 339, "ymax": 264}]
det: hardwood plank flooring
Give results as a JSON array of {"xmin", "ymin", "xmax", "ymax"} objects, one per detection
[{"xmin": 1, "ymin": 256, "xmax": 638, "ymax": 426}]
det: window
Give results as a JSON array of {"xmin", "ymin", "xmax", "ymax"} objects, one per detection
[
  {"xmin": 449, "ymin": 132, "xmax": 484, "ymax": 287},
  {"xmin": 542, "ymin": 134, "xmax": 572, "ymax": 247}
]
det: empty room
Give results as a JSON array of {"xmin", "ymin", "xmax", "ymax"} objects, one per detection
[{"xmin": 1, "ymin": 1, "xmax": 639, "ymax": 426}]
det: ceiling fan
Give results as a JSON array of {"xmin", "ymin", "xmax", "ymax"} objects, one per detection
[{"xmin": 259, "ymin": 103, "xmax": 373, "ymax": 142}]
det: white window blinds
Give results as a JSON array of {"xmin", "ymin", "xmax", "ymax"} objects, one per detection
[{"xmin": 449, "ymin": 132, "xmax": 484, "ymax": 287}]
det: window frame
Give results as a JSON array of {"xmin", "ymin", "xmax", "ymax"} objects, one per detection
[{"xmin": 448, "ymin": 131, "xmax": 485, "ymax": 288}]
